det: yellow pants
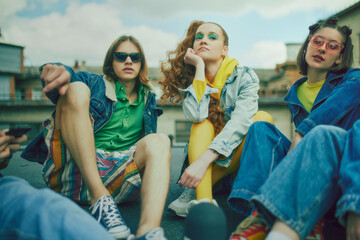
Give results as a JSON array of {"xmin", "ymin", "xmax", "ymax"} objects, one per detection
[{"xmin": 188, "ymin": 111, "xmax": 274, "ymax": 201}]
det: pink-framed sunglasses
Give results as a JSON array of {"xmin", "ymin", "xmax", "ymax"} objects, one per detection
[{"xmin": 309, "ymin": 35, "xmax": 344, "ymax": 52}]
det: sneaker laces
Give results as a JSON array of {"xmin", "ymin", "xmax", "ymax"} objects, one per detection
[
  {"xmin": 91, "ymin": 196, "xmax": 125, "ymax": 228},
  {"xmin": 179, "ymin": 187, "xmax": 195, "ymax": 201}
]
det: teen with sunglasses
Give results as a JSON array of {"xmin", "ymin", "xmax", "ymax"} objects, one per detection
[
  {"xmin": 228, "ymin": 17, "xmax": 360, "ymax": 240},
  {"xmin": 160, "ymin": 21, "xmax": 273, "ymax": 218},
  {"xmin": 22, "ymin": 35, "xmax": 171, "ymax": 240}
]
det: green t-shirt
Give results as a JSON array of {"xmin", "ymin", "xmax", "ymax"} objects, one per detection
[
  {"xmin": 297, "ymin": 79, "xmax": 325, "ymax": 112},
  {"xmin": 94, "ymin": 81, "xmax": 145, "ymax": 151}
]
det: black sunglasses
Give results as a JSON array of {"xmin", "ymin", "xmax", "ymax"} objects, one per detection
[{"xmin": 113, "ymin": 52, "xmax": 142, "ymax": 63}]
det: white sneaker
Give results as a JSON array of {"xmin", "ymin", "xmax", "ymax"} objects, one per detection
[
  {"xmin": 90, "ymin": 195, "xmax": 131, "ymax": 239},
  {"xmin": 168, "ymin": 187, "xmax": 196, "ymax": 217},
  {"xmin": 186, "ymin": 198, "xmax": 218, "ymax": 215},
  {"xmin": 127, "ymin": 227, "xmax": 167, "ymax": 240}
]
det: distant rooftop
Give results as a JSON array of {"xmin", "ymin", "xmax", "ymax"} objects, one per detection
[
  {"xmin": 0, "ymin": 41, "xmax": 24, "ymax": 49},
  {"xmin": 25, "ymin": 65, "xmax": 163, "ymax": 81},
  {"xmin": 253, "ymin": 68, "xmax": 278, "ymax": 82},
  {"xmin": 332, "ymin": 1, "xmax": 360, "ymax": 18}
]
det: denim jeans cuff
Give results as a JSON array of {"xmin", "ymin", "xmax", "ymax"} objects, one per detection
[
  {"xmin": 251, "ymin": 195, "xmax": 309, "ymax": 240},
  {"xmin": 227, "ymin": 189, "xmax": 255, "ymax": 216},
  {"xmin": 336, "ymin": 194, "xmax": 360, "ymax": 226}
]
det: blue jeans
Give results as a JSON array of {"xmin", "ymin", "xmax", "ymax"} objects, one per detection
[
  {"xmin": 228, "ymin": 121, "xmax": 291, "ymax": 216},
  {"xmin": 250, "ymin": 121, "xmax": 360, "ymax": 239},
  {"xmin": 0, "ymin": 176, "xmax": 114, "ymax": 240}
]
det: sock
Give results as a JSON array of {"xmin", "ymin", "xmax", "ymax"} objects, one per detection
[{"xmin": 265, "ymin": 231, "xmax": 292, "ymax": 240}]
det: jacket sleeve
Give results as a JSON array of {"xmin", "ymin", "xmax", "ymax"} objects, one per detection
[
  {"xmin": 180, "ymin": 84, "xmax": 219, "ymax": 122},
  {"xmin": 209, "ymin": 67, "xmax": 259, "ymax": 162},
  {"xmin": 296, "ymin": 69, "xmax": 360, "ymax": 136},
  {"xmin": 40, "ymin": 63, "xmax": 93, "ymax": 104}
]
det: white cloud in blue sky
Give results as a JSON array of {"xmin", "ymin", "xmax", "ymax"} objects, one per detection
[{"xmin": 0, "ymin": 0, "xmax": 358, "ymax": 68}]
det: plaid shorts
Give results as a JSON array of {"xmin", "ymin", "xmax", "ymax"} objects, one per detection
[{"xmin": 42, "ymin": 116, "xmax": 141, "ymax": 204}]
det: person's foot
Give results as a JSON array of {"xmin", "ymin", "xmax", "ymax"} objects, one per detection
[
  {"xmin": 90, "ymin": 195, "xmax": 131, "ymax": 239},
  {"xmin": 127, "ymin": 227, "xmax": 167, "ymax": 240},
  {"xmin": 229, "ymin": 210, "xmax": 269, "ymax": 240},
  {"xmin": 168, "ymin": 187, "xmax": 196, "ymax": 217},
  {"xmin": 229, "ymin": 210, "xmax": 324, "ymax": 240},
  {"xmin": 305, "ymin": 219, "xmax": 324, "ymax": 240}
]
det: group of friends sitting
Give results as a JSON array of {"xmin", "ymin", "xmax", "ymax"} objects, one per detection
[{"xmin": 1, "ymin": 16, "xmax": 360, "ymax": 240}]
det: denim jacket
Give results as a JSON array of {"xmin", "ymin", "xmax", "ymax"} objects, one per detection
[
  {"xmin": 21, "ymin": 64, "xmax": 163, "ymax": 163},
  {"xmin": 284, "ymin": 68, "xmax": 360, "ymax": 136},
  {"xmin": 181, "ymin": 66, "xmax": 259, "ymax": 167}
]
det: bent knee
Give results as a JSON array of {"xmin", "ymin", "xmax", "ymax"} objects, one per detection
[
  {"xmin": 253, "ymin": 111, "xmax": 274, "ymax": 124},
  {"xmin": 191, "ymin": 119, "xmax": 215, "ymax": 134},
  {"xmin": 310, "ymin": 125, "xmax": 347, "ymax": 139},
  {"xmin": 143, "ymin": 133, "xmax": 171, "ymax": 150},
  {"xmin": 58, "ymin": 82, "xmax": 90, "ymax": 110},
  {"xmin": 248, "ymin": 120, "xmax": 276, "ymax": 136}
]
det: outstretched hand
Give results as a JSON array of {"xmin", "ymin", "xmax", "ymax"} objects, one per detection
[
  {"xmin": 0, "ymin": 129, "xmax": 27, "ymax": 161},
  {"xmin": 41, "ymin": 64, "xmax": 70, "ymax": 95},
  {"xmin": 178, "ymin": 149, "xmax": 218, "ymax": 188}
]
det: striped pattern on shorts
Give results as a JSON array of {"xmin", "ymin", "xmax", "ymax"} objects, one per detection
[{"xmin": 42, "ymin": 117, "xmax": 141, "ymax": 204}]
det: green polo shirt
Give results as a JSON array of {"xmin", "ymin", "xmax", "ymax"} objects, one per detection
[{"xmin": 94, "ymin": 81, "xmax": 145, "ymax": 151}]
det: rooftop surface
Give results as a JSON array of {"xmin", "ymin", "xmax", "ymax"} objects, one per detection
[{"xmin": 2, "ymin": 147, "xmax": 246, "ymax": 240}]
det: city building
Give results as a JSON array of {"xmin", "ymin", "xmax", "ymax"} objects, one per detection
[
  {"xmin": 334, "ymin": 1, "xmax": 360, "ymax": 68},
  {"xmin": 1, "ymin": 1, "xmax": 359, "ymax": 145}
]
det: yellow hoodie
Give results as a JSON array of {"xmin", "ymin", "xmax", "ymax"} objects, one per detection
[{"xmin": 193, "ymin": 56, "xmax": 239, "ymax": 103}]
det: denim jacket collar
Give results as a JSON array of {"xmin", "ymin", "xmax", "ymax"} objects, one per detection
[
  {"xmin": 284, "ymin": 71, "xmax": 346, "ymax": 125},
  {"xmin": 284, "ymin": 71, "xmax": 345, "ymax": 106},
  {"xmin": 104, "ymin": 76, "xmax": 117, "ymax": 102},
  {"xmin": 313, "ymin": 72, "xmax": 344, "ymax": 108},
  {"xmin": 103, "ymin": 76, "xmax": 156, "ymax": 104}
]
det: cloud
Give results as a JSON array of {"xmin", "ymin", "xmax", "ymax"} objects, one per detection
[
  {"xmin": 0, "ymin": 0, "xmax": 27, "ymax": 22},
  {"xmin": 1, "ymin": 0, "xmax": 357, "ymax": 69},
  {"xmin": 1, "ymin": 1, "xmax": 179, "ymax": 67},
  {"xmin": 242, "ymin": 41, "xmax": 287, "ymax": 68},
  {"xmin": 107, "ymin": 0, "xmax": 358, "ymax": 19}
]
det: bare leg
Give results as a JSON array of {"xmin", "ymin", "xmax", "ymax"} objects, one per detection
[
  {"xmin": 270, "ymin": 220, "xmax": 300, "ymax": 240},
  {"xmin": 132, "ymin": 133, "xmax": 171, "ymax": 237},
  {"xmin": 55, "ymin": 82, "xmax": 109, "ymax": 204}
]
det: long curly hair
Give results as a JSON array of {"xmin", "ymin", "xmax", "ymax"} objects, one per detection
[{"xmin": 160, "ymin": 21, "xmax": 229, "ymax": 134}]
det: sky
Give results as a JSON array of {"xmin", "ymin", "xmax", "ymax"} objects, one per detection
[{"xmin": 0, "ymin": 0, "xmax": 358, "ymax": 69}]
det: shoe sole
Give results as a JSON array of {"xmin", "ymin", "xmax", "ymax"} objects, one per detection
[
  {"xmin": 110, "ymin": 228, "xmax": 131, "ymax": 239},
  {"xmin": 168, "ymin": 207, "xmax": 187, "ymax": 218}
]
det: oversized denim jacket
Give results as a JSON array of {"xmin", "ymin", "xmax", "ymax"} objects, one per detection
[
  {"xmin": 21, "ymin": 64, "xmax": 163, "ymax": 163},
  {"xmin": 181, "ymin": 66, "xmax": 259, "ymax": 167},
  {"xmin": 284, "ymin": 68, "xmax": 360, "ymax": 135}
]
